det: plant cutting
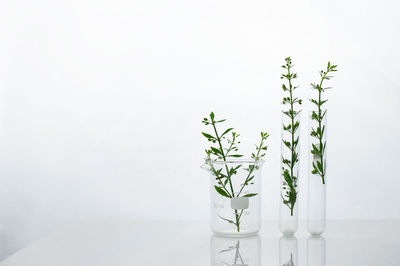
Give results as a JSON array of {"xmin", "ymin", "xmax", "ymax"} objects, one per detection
[
  {"xmin": 307, "ymin": 61, "xmax": 338, "ymax": 235},
  {"xmin": 280, "ymin": 57, "xmax": 302, "ymax": 217},
  {"xmin": 202, "ymin": 112, "xmax": 269, "ymax": 234},
  {"xmin": 310, "ymin": 62, "xmax": 338, "ymax": 184}
]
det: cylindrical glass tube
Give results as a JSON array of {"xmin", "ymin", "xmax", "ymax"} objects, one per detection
[
  {"xmin": 279, "ymin": 236, "xmax": 298, "ymax": 266},
  {"xmin": 308, "ymin": 111, "xmax": 327, "ymax": 235},
  {"xmin": 307, "ymin": 236, "xmax": 325, "ymax": 266},
  {"xmin": 207, "ymin": 160, "xmax": 263, "ymax": 237},
  {"xmin": 211, "ymin": 235, "xmax": 261, "ymax": 266},
  {"xmin": 279, "ymin": 112, "xmax": 300, "ymax": 236}
]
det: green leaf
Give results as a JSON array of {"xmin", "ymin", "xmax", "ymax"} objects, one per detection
[
  {"xmin": 201, "ymin": 132, "xmax": 215, "ymax": 140},
  {"xmin": 289, "ymin": 190, "xmax": 297, "ymax": 204},
  {"xmin": 312, "ymin": 144, "xmax": 320, "ymax": 154},
  {"xmin": 310, "ymin": 129, "xmax": 318, "ymax": 137},
  {"xmin": 228, "ymin": 167, "xmax": 236, "ymax": 176},
  {"xmin": 292, "ymin": 121, "xmax": 300, "ymax": 133},
  {"xmin": 283, "ymin": 140, "xmax": 291, "ymax": 149},
  {"xmin": 310, "ymin": 99, "xmax": 319, "ymax": 106},
  {"xmin": 317, "ymin": 160, "xmax": 323, "ymax": 172},
  {"xmin": 232, "ymin": 165, "xmax": 242, "ymax": 171},
  {"xmin": 210, "ymin": 147, "xmax": 222, "ymax": 155},
  {"xmin": 283, "ymin": 170, "xmax": 292, "ymax": 185},
  {"xmin": 242, "ymin": 193, "xmax": 258, "ymax": 197},
  {"xmin": 312, "ymin": 168, "xmax": 318, "ymax": 174},
  {"xmin": 228, "ymin": 154, "xmax": 243, "ymax": 157},
  {"xmin": 292, "ymin": 152, "xmax": 298, "ymax": 164},
  {"xmin": 322, "ymin": 109, "xmax": 327, "ymax": 119},
  {"xmin": 220, "ymin": 128, "xmax": 233, "ymax": 137},
  {"xmin": 214, "ymin": 186, "xmax": 230, "ymax": 198},
  {"xmin": 282, "ymin": 158, "xmax": 291, "ymax": 167},
  {"xmin": 218, "ymin": 215, "xmax": 235, "ymax": 224}
]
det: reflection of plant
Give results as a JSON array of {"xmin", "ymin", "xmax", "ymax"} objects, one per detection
[
  {"xmin": 281, "ymin": 57, "xmax": 301, "ymax": 216},
  {"xmin": 283, "ymin": 253, "xmax": 294, "ymax": 266},
  {"xmin": 310, "ymin": 62, "xmax": 338, "ymax": 184},
  {"xmin": 202, "ymin": 112, "xmax": 269, "ymax": 232},
  {"xmin": 219, "ymin": 241, "xmax": 245, "ymax": 265}
]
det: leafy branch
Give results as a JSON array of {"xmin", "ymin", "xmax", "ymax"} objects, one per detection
[
  {"xmin": 281, "ymin": 57, "xmax": 301, "ymax": 216},
  {"xmin": 310, "ymin": 61, "xmax": 338, "ymax": 184},
  {"xmin": 202, "ymin": 112, "xmax": 269, "ymax": 232},
  {"xmin": 237, "ymin": 131, "xmax": 269, "ymax": 197}
]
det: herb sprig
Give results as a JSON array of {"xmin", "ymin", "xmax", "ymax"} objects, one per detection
[
  {"xmin": 280, "ymin": 57, "xmax": 302, "ymax": 216},
  {"xmin": 310, "ymin": 62, "xmax": 338, "ymax": 184},
  {"xmin": 202, "ymin": 112, "xmax": 269, "ymax": 232}
]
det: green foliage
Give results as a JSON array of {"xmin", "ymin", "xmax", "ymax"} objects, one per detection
[
  {"xmin": 202, "ymin": 112, "xmax": 269, "ymax": 232},
  {"xmin": 242, "ymin": 193, "xmax": 258, "ymax": 197},
  {"xmin": 310, "ymin": 62, "xmax": 338, "ymax": 184},
  {"xmin": 214, "ymin": 185, "xmax": 230, "ymax": 198},
  {"xmin": 280, "ymin": 57, "xmax": 301, "ymax": 216}
]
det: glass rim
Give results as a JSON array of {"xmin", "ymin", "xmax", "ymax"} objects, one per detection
[
  {"xmin": 211, "ymin": 159, "xmax": 265, "ymax": 165},
  {"xmin": 308, "ymin": 109, "xmax": 328, "ymax": 113}
]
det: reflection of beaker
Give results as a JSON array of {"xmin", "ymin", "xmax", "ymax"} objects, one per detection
[
  {"xmin": 307, "ymin": 236, "xmax": 325, "ymax": 266},
  {"xmin": 210, "ymin": 234, "xmax": 261, "ymax": 266},
  {"xmin": 279, "ymin": 236, "xmax": 297, "ymax": 266}
]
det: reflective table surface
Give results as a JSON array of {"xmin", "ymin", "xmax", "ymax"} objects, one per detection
[{"xmin": 1, "ymin": 220, "xmax": 399, "ymax": 265}]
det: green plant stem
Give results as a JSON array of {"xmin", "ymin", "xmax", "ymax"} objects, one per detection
[
  {"xmin": 211, "ymin": 119, "xmax": 241, "ymax": 232},
  {"xmin": 310, "ymin": 62, "xmax": 337, "ymax": 185},
  {"xmin": 237, "ymin": 169, "xmax": 254, "ymax": 197},
  {"xmin": 236, "ymin": 136, "xmax": 264, "ymax": 197},
  {"xmin": 234, "ymin": 212, "xmax": 240, "ymax": 232},
  {"xmin": 210, "ymin": 164, "xmax": 232, "ymax": 197},
  {"xmin": 318, "ymin": 72, "xmax": 327, "ymax": 184},
  {"xmin": 281, "ymin": 58, "xmax": 299, "ymax": 217},
  {"xmin": 288, "ymin": 67, "xmax": 296, "ymax": 216},
  {"xmin": 211, "ymin": 121, "xmax": 235, "ymax": 196}
]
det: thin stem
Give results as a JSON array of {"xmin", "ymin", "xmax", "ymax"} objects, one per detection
[
  {"xmin": 311, "ymin": 63, "xmax": 337, "ymax": 184},
  {"xmin": 288, "ymin": 66, "xmax": 296, "ymax": 215},
  {"xmin": 211, "ymin": 119, "xmax": 240, "ymax": 232},
  {"xmin": 317, "ymin": 71, "xmax": 328, "ymax": 184},
  {"xmin": 236, "ymin": 136, "xmax": 264, "ymax": 197},
  {"xmin": 210, "ymin": 164, "xmax": 232, "ymax": 197},
  {"xmin": 211, "ymin": 121, "xmax": 235, "ymax": 197},
  {"xmin": 236, "ymin": 168, "xmax": 254, "ymax": 197}
]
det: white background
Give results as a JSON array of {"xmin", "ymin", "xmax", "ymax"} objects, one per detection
[{"xmin": 1, "ymin": 0, "xmax": 400, "ymax": 258}]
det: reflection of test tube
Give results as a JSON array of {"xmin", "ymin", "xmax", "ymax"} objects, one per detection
[
  {"xmin": 210, "ymin": 234, "xmax": 261, "ymax": 266},
  {"xmin": 279, "ymin": 236, "xmax": 297, "ymax": 266},
  {"xmin": 307, "ymin": 236, "xmax": 325, "ymax": 266}
]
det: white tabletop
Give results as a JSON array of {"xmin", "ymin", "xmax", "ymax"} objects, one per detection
[{"xmin": 1, "ymin": 220, "xmax": 399, "ymax": 266}]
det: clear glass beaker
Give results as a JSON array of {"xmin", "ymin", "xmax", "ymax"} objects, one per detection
[{"xmin": 206, "ymin": 159, "xmax": 263, "ymax": 237}]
